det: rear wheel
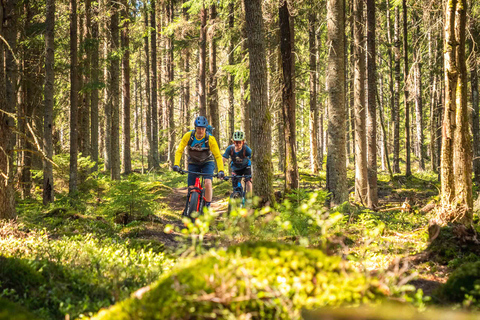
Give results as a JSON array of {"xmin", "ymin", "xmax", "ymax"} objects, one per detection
[{"xmin": 187, "ymin": 192, "xmax": 200, "ymax": 221}]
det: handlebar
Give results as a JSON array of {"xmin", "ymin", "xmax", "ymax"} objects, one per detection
[
  {"xmin": 177, "ymin": 169, "xmax": 220, "ymax": 177},
  {"xmin": 223, "ymin": 175, "xmax": 251, "ymax": 181}
]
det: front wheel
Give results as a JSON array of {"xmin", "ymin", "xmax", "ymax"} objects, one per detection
[
  {"xmin": 187, "ymin": 192, "xmax": 200, "ymax": 222},
  {"xmin": 227, "ymin": 192, "xmax": 243, "ymax": 216}
]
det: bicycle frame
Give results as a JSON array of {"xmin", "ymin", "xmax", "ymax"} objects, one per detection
[{"xmin": 178, "ymin": 169, "xmax": 218, "ymax": 219}]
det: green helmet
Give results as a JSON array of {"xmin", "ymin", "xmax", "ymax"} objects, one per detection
[{"xmin": 233, "ymin": 131, "xmax": 245, "ymax": 141}]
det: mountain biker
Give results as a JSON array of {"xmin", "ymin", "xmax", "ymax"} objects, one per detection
[
  {"xmin": 173, "ymin": 116, "xmax": 225, "ymax": 209},
  {"xmin": 222, "ymin": 131, "xmax": 252, "ymax": 196}
]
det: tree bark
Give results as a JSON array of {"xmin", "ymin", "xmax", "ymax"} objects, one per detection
[
  {"xmin": 228, "ymin": 1, "xmax": 235, "ymax": 143},
  {"xmin": 279, "ymin": 1, "xmax": 299, "ymax": 192},
  {"xmin": 122, "ymin": 0, "xmax": 131, "ymax": 174},
  {"xmin": 0, "ymin": 1, "xmax": 16, "ymax": 219},
  {"xmin": 366, "ymin": 0, "xmax": 378, "ymax": 208},
  {"xmin": 470, "ymin": 18, "xmax": 480, "ymax": 186},
  {"xmin": 309, "ymin": 13, "xmax": 319, "ymax": 174},
  {"xmin": 326, "ymin": 0, "xmax": 348, "ymax": 206},
  {"xmin": 91, "ymin": 0, "xmax": 100, "ymax": 172},
  {"xmin": 43, "ymin": 0, "xmax": 55, "ymax": 204},
  {"xmin": 393, "ymin": 6, "xmax": 401, "ymax": 174},
  {"xmin": 143, "ymin": 4, "xmax": 152, "ymax": 169},
  {"xmin": 167, "ymin": 0, "xmax": 175, "ymax": 163},
  {"xmin": 110, "ymin": 0, "xmax": 121, "ymax": 180},
  {"xmin": 150, "ymin": 0, "xmax": 159, "ymax": 168},
  {"xmin": 413, "ymin": 13, "xmax": 425, "ymax": 171},
  {"xmin": 403, "ymin": 0, "xmax": 411, "ymax": 176},
  {"xmin": 441, "ymin": 0, "xmax": 457, "ymax": 205},
  {"xmin": 69, "ymin": 0, "xmax": 79, "ymax": 194},
  {"xmin": 243, "ymin": 0, "xmax": 275, "ymax": 205},
  {"xmin": 452, "ymin": 0, "xmax": 472, "ymax": 221},
  {"xmin": 208, "ymin": 4, "xmax": 219, "ymax": 147},
  {"xmin": 353, "ymin": 0, "xmax": 367, "ymax": 204},
  {"xmin": 199, "ymin": 2, "xmax": 207, "ymax": 116}
]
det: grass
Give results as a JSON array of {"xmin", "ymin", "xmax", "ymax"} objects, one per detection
[{"xmin": 3, "ymin": 155, "xmax": 480, "ymax": 318}]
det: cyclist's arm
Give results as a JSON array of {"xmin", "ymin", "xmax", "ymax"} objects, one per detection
[
  {"xmin": 222, "ymin": 146, "xmax": 230, "ymax": 162},
  {"xmin": 246, "ymin": 146, "xmax": 252, "ymax": 158},
  {"xmin": 209, "ymin": 136, "xmax": 225, "ymax": 172},
  {"xmin": 174, "ymin": 132, "xmax": 191, "ymax": 166}
]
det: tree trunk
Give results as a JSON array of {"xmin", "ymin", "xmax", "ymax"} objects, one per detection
[
  {"xmin": 413, "ymin": 13, "xmax": 425, "ymax": 171},
  {"xmin": 208, "ymin": 4, "xmax": 219, "ymax": 147},
  {"xmin": 228, "ymin": 1, "xmax": 235, "ymax": 142},
  {"xmin": 69, "ymin": 0, "xmax": 79, "ymax": 194},
  {"xmin": 91, "ymin": 0, "xmax": 99, "ymax": 172},
  {"xmin": 393, "ymin": 6, "xmax": 400, "ymax": 174},
  {"xmin": 279, "ymin": 1, "xmax": 299, "ymax": 192},
  {"xmin": 110, "ymin": 0, "xmax": 121, "ymax": 180},
  {"xmin": 452, "ymin": 0, "xmax": 472, "ymax": 221},
  {"xmin": 470, "ymin": 18, "xmax": 480, "ymax": 186},
  {"xmin": 326, "ymin": 0, "xmax": 347, "ymax": 206},
  {"xmin": 80, "ymin": 4, "xmax": 91, "ymax": 159},
  {"xmin": 122, "ymin": 0, "xmax": 131, "ymax": 174},
  {"xmin": 4, "ymin": 0, "xmax": 17, "ymax": 183},
  {"xmin": 0, "ymin": 1, "xmax": 16, "ymax": 219},
  {"xmin": 150, "ymin": 0, "xmax": 159, "ymax": 168},
  {"xmin": 167, "ymin": 0, "xmax": 175, "ymax": 163},
  {"xmin": 43, "ymin": 0, "xmax": 55, "ymax": 204},
  {"xmin": 353, "ymin": 0, "xmax": 367, "ymax": 204},
  {"xmin": 403, "ymin": 0, "xmax": 411, "ymax": 176},
  {"xmin": 366, "ymin": 0, "xmax": 378, "ymax": 208},
  {"xmin": 143, "ymin": 4, "xmax": 152, "ymax": 169},
  {"xmin": 199, "ymin": 3, "xmax": 207, "ymax": 116},
  {"xmin": 317, "ymin": 28, "xmax": 324, "ymax": 171},
  {"xmin": 309, "ymin": 13, "xmax": 319, "ymax": 174},
  {"xmin": 243, "ymin": 0, "xmax": 275, "ymax": 205}
]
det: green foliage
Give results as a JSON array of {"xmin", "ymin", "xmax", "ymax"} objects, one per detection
[
  {"xmin": 0, "ymin": 223, "xmax": 173, "ymax": 319},
  {"xmin": 92, "ymin": 242, "xmax": 385, "ymax": 320},
  {"xmin": 437, "ymin": 261, "xmax": 480, "ymax": 308},
  {"xmin": 100, "ymin": 174, "xmax": 154, "ymax": 219}
]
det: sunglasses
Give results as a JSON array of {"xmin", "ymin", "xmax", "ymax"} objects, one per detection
[{"xmin": 234, "ymin": 141, "xmax": 243, "ymax": 144}]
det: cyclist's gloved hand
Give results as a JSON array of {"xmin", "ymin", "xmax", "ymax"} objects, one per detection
[
  {"xmin": 173, "ymin": 165, "xmax": 180, "ymax": 172},
  {"xmin": 218, "ymin": 171, "xmax": 225, "ymax": 179}
]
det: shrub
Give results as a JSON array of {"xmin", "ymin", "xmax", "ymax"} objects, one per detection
[{"xmin": 437, "ymin": 261, "xmax": 480, "ymax": 306}]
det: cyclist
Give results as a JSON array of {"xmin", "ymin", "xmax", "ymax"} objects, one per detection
[
  {"xmin": 222, "ymin": 131, "xmax": 252, "ymax": 196},
  {"xmin": 173, "ymin": 116, "xmax": 225, "ymax": 209}
]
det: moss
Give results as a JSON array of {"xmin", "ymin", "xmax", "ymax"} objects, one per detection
[
  {"xmin": 0, "ymin": 298, "xmax": 39, "ymax": 320},
  {"xmin": 437, "ymin": 261, "xmax": 480, "ymax": 303},
  {"xmin": 92, "ymin": 242, "xmax": 384, "ymax": 320}
]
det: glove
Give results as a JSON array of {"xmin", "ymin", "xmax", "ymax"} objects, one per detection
[
  {"xmin": 218, "ymin": 171, "xmax": 225, "ymax": 179},
  {"xmin": 173, "ymin": 165, "xmax": 180, "ymax": 172}
]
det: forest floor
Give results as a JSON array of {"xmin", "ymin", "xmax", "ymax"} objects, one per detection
[{"xmin": 3, "ymin": 161, "xmax": 479, "ymax": 319}]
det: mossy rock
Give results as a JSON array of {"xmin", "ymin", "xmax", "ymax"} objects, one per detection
[
  {"xmin": 303, "ymin": 304, "xmax": 480, "ymax": 320},
  {"xmin": 92, "ymin": 242, "xmax": 384, "ymax": 320},
  {"xmin": 0, "ymin": 298, "xmax": 39, "ymax": 320},
  {"xmin": 436, "ymin": 261, "xmax": 480, "ymax": 304}
]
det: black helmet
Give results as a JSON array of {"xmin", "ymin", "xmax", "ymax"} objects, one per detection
[{"xmin": 194, "ymin": 116, "xmax": 208, "ymax": 128}]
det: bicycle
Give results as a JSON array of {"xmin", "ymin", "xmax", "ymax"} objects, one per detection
[
  {"xmin": 177, "ymin": 169, "xmax": 219, "ymax": 222},
  {"xmin": 224, "ymin": 175, "xmax": 251, "ymax": 215}
]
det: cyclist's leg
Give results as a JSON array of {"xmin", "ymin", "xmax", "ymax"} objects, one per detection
[
  {"xmin": 201, "ymin": 161, "xmax": 215, "ymax": 206},
  {"xmin": 243, "ymin": 166, "xmax": 253, "ymax": 196},
  {"xmin": 187, "ymin": 163, "xmax": 200, "ymax": 192}
]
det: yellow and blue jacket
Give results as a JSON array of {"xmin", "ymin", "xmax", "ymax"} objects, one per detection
[{"xmin": 174, "ymin": 130, "xmax": 225, "ymax": 172}]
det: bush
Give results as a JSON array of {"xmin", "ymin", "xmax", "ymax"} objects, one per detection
[
  {"xmin": 437, "ymin": 261, "xmax": 480, "ymax": 306},
  {"xmin": 92, "ymin": 242, "xmax": 384, "ymax": 320}
]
